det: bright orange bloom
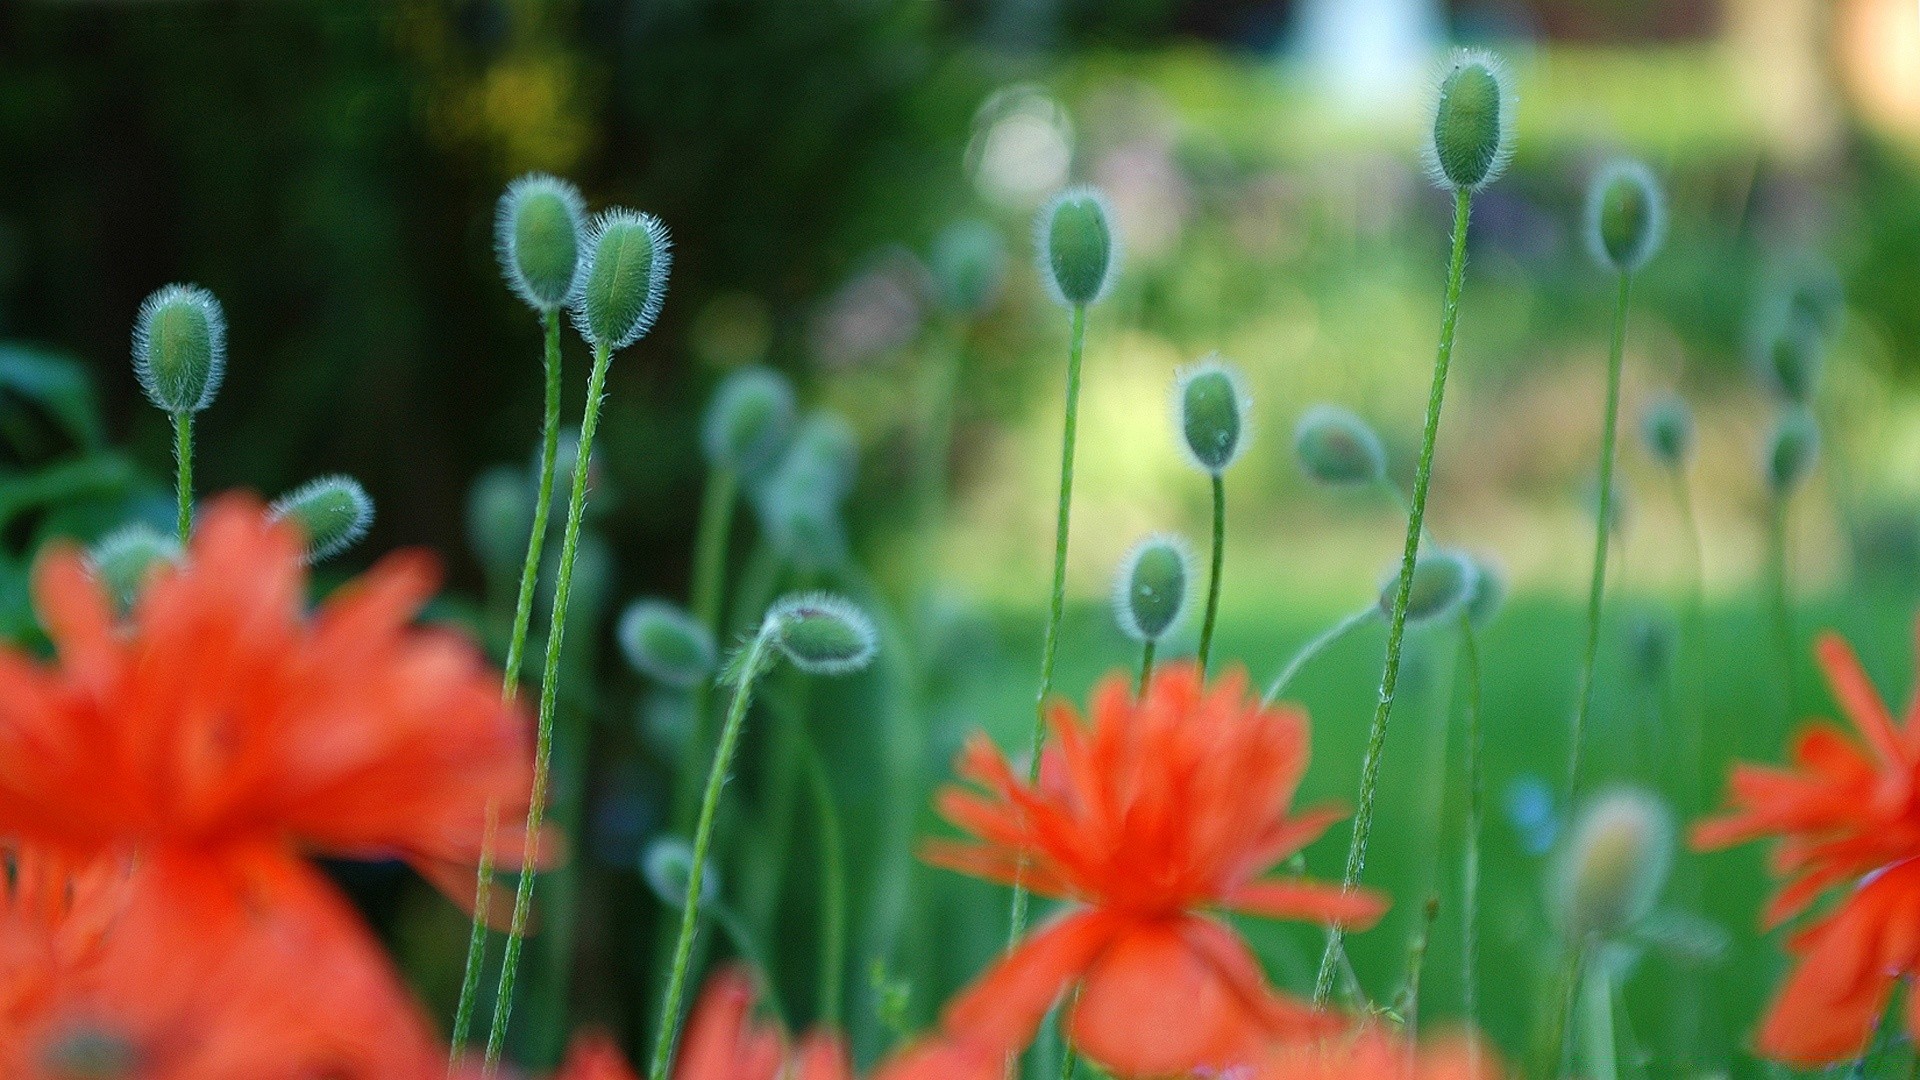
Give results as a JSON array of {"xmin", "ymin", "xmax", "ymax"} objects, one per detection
[
  {"xmin": 1256, "ymin": 1026, "xmax": 1504, "ymax": 1080},
  {"xmin": 671, "ymin": 966, "xmax": 850, "ymax": 1080},
  {"xmin": 0, "ymin": 495, "xmax": 539, "ymax": 914},
  {"xmin": 1694, "ymin": 623, "xmax": 1920, "ymax": 1065},
  {"xmin": 923, "ymin": 664, "xmax": 1386, "ymax": 1078},
  {"xmin": 0, "ymin": 845, "xmax": 439, "ymax": 1079},
  {"xmin": 554, "ymin": 1031, "xmax": 645, "ymax": 1080}
]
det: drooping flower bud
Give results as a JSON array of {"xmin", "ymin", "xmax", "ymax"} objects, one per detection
[
  {"xmin": 1112, "ymin": 534, "xmax": 1192, "ymax": 644},
  {"xmin": 1422, "ymin": 50, "xmax": 1516, "ymax": 193},
  {"xmin": 1036, "ymin": 187, "xmax": 1118, "ymax": 308},
  {"xmin": 643, "ymin": 837, "xmax": 717, "ymax": 910},
  {"xmin": 269, "ymin": 475, "xmax": 374, "ymax": 563},
  {"xmin": 1550, "ymin": 787, "xmax": 1673, "ymax": 943},
  {"xmin": 702, "ymin": 366, "xmax": 797, "ymax": 480},
  {"xmin": 1294, "ymin": 405, "xmax": 1388, "ymax": 488},
  {"xmin": 1463, "ymin": 553, "xmax": 1506, "ymax": 628},
  {"xmin": 132, "ymin": 284, "xmax": 226, "ymax": 415},
  {"xmin": 495, "ymin": 174, "xmax": 586, "ymax": 313},
  {"xmin": 618, "ymin": 599, "xmax": 717, "ymax": 690},
  {"xmin": 1381, "ymin": 548, "xmax": 1477, "ymax": 627},
  {"xmin": 1175, "ymin": 356, "xmax": 1250, "ymax": 476},
  {"xmin": 1639, "ymin": 393, "xmax": 1694, "ymax": 468},
  {"xmin": 1759, "ymin": 321, "xmax": 1823, "ymax": 405},
  {"xmin": 573, "ymin": 209, "xmax": 672, "ymax": 350},
  {"xmin": 1766, "ymin": 407, "xmax": 1820, "ymax": 495},
  {"xmin": 929, "ymin": 219, "xmax": 1006, "ymax": 317},
  {"xmin": 87, "ymin": 523, "xmax": 181, "ymax": 607},
  {"xmin": 767, "ymin": 593, "xmax": 877, "ymax": 675},
  {"xmin": 1584, "ymin": 159, "xmax": 1665, "ymax": 274}
]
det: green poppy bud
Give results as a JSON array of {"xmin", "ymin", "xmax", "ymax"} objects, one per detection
[
  {"xmin": 702, "ymin": 366, "xmax": 796, "ymax": 480},
  {"xmin": 1551, "ymin": 787, "xmax": 1673, "ymax": 944},
  {"xmin": 495, "ymin": 174, "xmax": 586, "ymax": 312},
  {"xmin": 1175, "ymin": 356, "xmax": 1250, "ymax": 475},
  {"xmin": 1760, "ymin": 322, "xmax": 1823, "ymax": 405},
  {"xmin": 1382, "ymin": 548, "xmax": 1477, "ymax": 628},
  {"xmin": 1422, "ymin": 50, "xmax": 1516, "ymax": 193},
  {"xmin": 1639, "ymin": 393, "xmax": 1694, "ymax": 468},
  {"xmin": 618, "ymin": 599, "xmax": 717, "ymax": 690},
  {"xmin": 767, "ymin": 592, "xmax": 877, "ymax": 675},
  {"xmin": 1463, "ymin": 554, "xmax": 1506, "ymax": 628},
  {"xmin": 930, "ymin": 219, "xmax": 1006, "ymax": 316},
  {"xmin": 87, "ymin": 523, "xmax": 181, "ymax": 608},
  {"xmin": 573, "ymin": 208, "xmax": 672, "ymax": 350},
  {"xmin": 643, "ymin": 837, "xmax": 717, "ymax": 910},
  {"xmin": 1767, "ymin": 407, "xmax": 1820, "ymax": 495},
  {"xmin": 1584, "ymin": 159, "xmax": 1665, "ymax": 274},
  {"xmin": 1112, "ymin": 534, "xmax": 1192, "ymax": 644},
  {"xmin": 1036, "ymin": 187, "xmax": 1118, "ymax": 308},
  {"xmin": 133, "ymin": 284, "xmax": 226, "ymax": 415},
  {"xmin": 467, "ymin": 466, "xmax": 533, "ymax": 584},
  {"xmin": 269, "ymin": 475, "xmax": 374, "ymax": 563},
  {"xmin": 1294, "ymin": 405, "xmax": 1388, "ymax": 488}
]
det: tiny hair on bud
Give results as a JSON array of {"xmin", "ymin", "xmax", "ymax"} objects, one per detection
[
  {"xmin": 766, "ymin": 592, "xmax": 878, "ymax": 675},
  {"xmin": 618, "ymin": 599, "xmax": 718, "ymax": 690},
  {"xmin": 268, "ymin": 475, "xmax": 374, "ymax": 563},
  {"xmin": 495, "ymin": 173, "xmax": 587, "ymax": 313},
  {"xmin": 573, "ymin": 208, "xmax": 673, "ymax": 350},
  {"xmin": 87, "ymin": 523, "xmax": 182, "ymax": 607},
  {"xmin": 1035, "ymin": 186, "xmax": 1120, "ymax": 309},
  {"xmin": 1420, "ymin": 49, "xmax": 1517, "ymax": 193},
  {"xmin": 1173, "ymin": 355, "xmax": 1251, "ymax": 475},
  {"xmin": 132, "ymin": 283, "xmax": 227, "ymax": 415},
  {"xmin": 1112, "ymin": 533, "xmax": 1194, "ymax": 643}
]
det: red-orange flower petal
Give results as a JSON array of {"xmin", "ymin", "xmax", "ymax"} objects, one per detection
[{"xmin": 1256, "ymin": 1025, "xmax": 1506, "ymax": 1080}]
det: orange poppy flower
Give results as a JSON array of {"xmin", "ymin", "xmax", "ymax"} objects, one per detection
[
  {"xmin": 1, "ymin": 844, "xmax": 439, "ymax": 1079},
  {"xmin": 0, "ymin": 495, "xmax": 540, "ymax": 917},
  {"xmin": 1256, "ymin": 1026, "xmax": 1503, "ymax": 1080},
  {"xmin": 923, "ymin": 664, "xmax": 1386, "ymax": 1078},
  {"xmin": 1693, "ymin": 624, "xmax": 1920, "ymax": 1065},
  {"xmin": 668, "ymin": 966, "xmax": 850, "ymax": 1080}
]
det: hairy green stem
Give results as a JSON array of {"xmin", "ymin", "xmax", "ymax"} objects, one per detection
[
  {"xmin": 1197, "ymin": 473, "xmax": 1226, "ymax": 674},
  {"xmin": 1313, "ymin": 188, "xmax": 1473, "ymax": 1004},
  {"xmin": 1136, "ymin": 639, "xmax": 1157, "ymax": 698},
  {"xmin": 1010, "ymin": 302, "xmax": 1087, "ymax": 944},
  {"xmin": 649, "ymin": 623, "xmax": 778, "ymax": 1080},
  {"xmin": 1568, "ymin": 272, "xmax": 1634, "ymax": 796},
  {"xmin": 172, "ymin": 412, "xmax": 193, "ymax": 542},
  {"xmin": 1263, "ymin": 606, "xmax": 1375, "ymax": 707},
  {"xmin": 485, "ymin": 338, "xmax": 613, "ymax": 1072}
]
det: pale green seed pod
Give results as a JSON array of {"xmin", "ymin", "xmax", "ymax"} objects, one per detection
[
  {"xmin": 1639, "ymin": 393, "xmax": 1694, "ymax": 468},
  {"xmin": 1759, "ymin": 321, "xmax": 1823, "ymax": 405},
  {"xmin": 495, "ymin": 174, "xmax": 586, "ymax": 312},
  {"xmin": 1175, "ymin": 356, "xmax": 1250, "ymax": 475},
  {"xmin": 930, "ymin": 219, "xmax": 1006, "ymax": 317},
  {"xmin": 1550, "ymin": 787, "xmax": 1673, "ymax": 943},
  {"xmin": 269, "ymin": 475, "xmax": 374, "ymax": 563},
  {"xmin": 1584, "ymin": 159, "xmax": 1665, "ymax": 274},
  {"xmin": 1381, "ymin": 548, "xmax": 1477, "ymax": 628},
  {"xmin": 702, "ymin": 366, "xmax": 797, "ymax": 480},
  {"xmin": 467, "ymin": 466, "xmax": 533, "ymax": 584},
  {"xmin": 1036, "ymin": 187, "xmax": 1118, "ymax": 308},
  {"xmin": 1294, "ymin": 405, "xmax": 1388, "ymax": 488},
  {"xmin": 643, "ymin": 837, "xmax": 717, "ymax": 910},
  {"xmin": 573, "ymin": 208, "xmax": 672, "ymax": 350},
  {"xmin": 1463, "ymin": 554, "xmax": 1506, "ymax": 628},
  {"xmin": 618, "ymin": 599, "xmax": 717, "ymax": 690},
  {"xmin": 88, "ymin": 523, "xmax": 182, "ymax": 607},
  {"xmin": 133, "ymin": 284, "xmax": 226, "ymax": 415},
  {"xmin": 1112, "ymin": 534, "xmax": 1192, "ymax": 644},
  {"xmin": 767, "ymin": 592, "xmax": 877, "ymax": 675},
  {"xmin": 1767, "ymin": 407, "xmax": 1820, "ymax": 495},
  {"xmin": 1421, "ymin": 50, "xmax": 1516, "ymax": 193}
]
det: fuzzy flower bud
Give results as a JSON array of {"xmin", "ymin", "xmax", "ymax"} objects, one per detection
[
  {"xmin": 1422, "ymin": 50, "xmax": 1516, "ymax": 193},
  {"xmin": 573, "ymin": 209, "xmax": 672, "ymax": 350},
  {"xmin": 1584, "ymin": 159, "xmax": 1665, "ymax": 274},
  {"xmin": 1382, "ymin": 548, "xmax": 1477, "ymax": 627},
  {"xmin": 767, "ymin": 592, "xmax": 877, "ymax": 675},
  {"xmin": 269, "ymin": 475, "xmax": 374, "ymax": 563},
  {"xmin": 643, "ymin": 838, "xmax": 717, "ymax": 910},
  {"xmin": 87, "ymin": 523, "xmax": 181, "ymax": 607},
  {"xmin": 1174, "ymin": 356, "xmax": 1250, "ymax": 475},
  {"xmin": 1766, "ymin": 407, "xmax": 1820, "ymax": 495},
  {"xmin": 618, "ymin": 599, "xmax": 717, "ymax": 690},
  {"xmin": 467, "ymin": 466, "xmax": 532, "ymax": 583},
  {"xmin": 702, "ymin": 366, "xmax": 796, "ymax": 480},
  {"xmin": 1036, "ymin": 187, "xmax": 1118, "ymax": 308},
  {"xmin": 1760, "ymin": 321, "xmax": 1823, "ymax": 405},
  {"xmin": 1639, "ymin": 393, "xmax": 1694, "ymax": 468},
  {"xmin": 1112, "ymin": 534, "xmax": 1192, "ymax": 644},
  {"xmin": 930, "ymin": 219, "xmax": 1006, "ymax": 317},
  {"xmin": 1463, "ymin": 554, "xmax": 1506, "ymax": 628},
  {"xmin": 1550, "ymin": 787, "xmax": 1673, "ymax": 943},
  {"xmin": 1294, "ymin": 405, "xmax": 1387, "ymax": 488},
  {"xmin": 132, "ymin": 284, "xmax": 226, "ymax": 415},
  {"xmin": 495, "ymin": 174, "xmax": 586, "ymax": 312}
]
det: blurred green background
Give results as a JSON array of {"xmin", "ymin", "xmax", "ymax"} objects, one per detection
[{"xmin": 7, "ymin": 0, "xmax": 1920, "ymax": 1077}]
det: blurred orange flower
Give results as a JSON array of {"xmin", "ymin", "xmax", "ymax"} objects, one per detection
[
  {"xmin": 670, "ymin": 966, "xmax": 849, "ymax": 1080},
  {"xmin": 923, "ymin": 664, "xmax": 1386, "ymax": 1077},
  {"xmin": 1256, "ymin": 1026, "xmax": 1503, "ymax": 1080},
  {"xmin": 0, "ymin": 495, "xmax": 540, "ymax": 917},
  {"xmin": 1694, "ymin": 624, "xmax": 1920, "ymax": 1065}
]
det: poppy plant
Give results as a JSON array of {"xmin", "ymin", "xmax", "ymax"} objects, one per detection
[
  {"xmin": 1694, "ymin": 623, "xmax": 1920, "ymax": 1065},
  {"xmin": 924, "ymin": 663, "xmax": 1386, "ymax": 1077},
  {"xmin": 1256, "ymin": 1026, "xmax": 1502, "ymax": 1080}
]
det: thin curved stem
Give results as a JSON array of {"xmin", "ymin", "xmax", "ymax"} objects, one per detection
[
  {"xmin": 648, "ymin": 623, "xmax": 778, "ymax": 1080},
  {"xmin": 1262, "ymin": 606, "xmax": 1376, "ymax": 707},
  {"xmin": 1197, "ymin": 473, "xmax": 1226, "ymax": 674},
  {"xmin": 485, "ymin": 338, "xmax": 614, "ymax": 1072},
  {"xmin": 1459, "ymin": 620, "xmax": 1483, "ymax": 1074},
  {"xmin": 1010, "ymin": 303, "xmax": 1087, "ymax": 945},
  {"xmin": 448, "ymin": 801, "xmax": 499, "ymax": 1068},
  {"xmin": 172, "ymin": 412, "xmax": 193, "ymax": 542},
  {"xmin": 1568, "ymin": 271, "xmax": 1634, "ymax": 796},
  {"xmin": 677, "ymin": 467, "xmax": 740, "ymax": 832},
  {"xmin": 1136, "ymin": 639, "xmax": 1157, "ymax": 698},
  {"xmin": 797, "ymin": 725, "xmax": 846, "ymax": 1028},
  {"xmin": 1314, "ymin": 188, "xmax": 1474, "ymax": 1004}
]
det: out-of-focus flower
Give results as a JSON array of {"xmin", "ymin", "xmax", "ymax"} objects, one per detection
[
  {"xmin": 670, "ymin": 966, "xmax": 849, "ymax": 1080},
  {"xmin": 1256, "ymin": 1025, "xmax": 1505, "ymax": 1080},
  {"xmin": 1694, "ymin": 619, "xmax": 1920, "ymax": 1065},
  {"xmin": 924, "ymin": 664, "xmax": 1385, "ymax": 1077}
]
